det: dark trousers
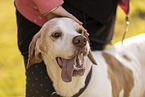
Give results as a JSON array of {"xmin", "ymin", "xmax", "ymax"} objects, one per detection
[
  {"xmin": 81, "ymin": 14, "xmax": 115, "ymax": 50},
  {"xmin": 16, "ymin": 7, "xmax": 115, "ymax": 96},
  {"xmin": 16, "ymin": 10, "xmax": 55, "ymax": 97}
]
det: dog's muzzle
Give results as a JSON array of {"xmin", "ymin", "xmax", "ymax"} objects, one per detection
[
  {"xmin": 72, "ymin": 35, "xmax": 88, "ymax": 55},
  {"xmin": 56, "ymin": 35, "xmax": 88, "ymax": 83},
  {"xmin": 56, "ymin": 54, "xmax": 85, "ymax": 83},
  {"xmin": 72, "ymin": 35, "xmax": 87, "ymax": 47}
]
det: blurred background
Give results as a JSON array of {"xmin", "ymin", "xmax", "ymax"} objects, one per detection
[{"xmin": 0, "ymin": 0, "xmax": 145, "ymax": 97}]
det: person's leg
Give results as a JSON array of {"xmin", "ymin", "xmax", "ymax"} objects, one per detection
[
  {"xmin": 16, "ymin": 10, "xmax": 55, "ymax": 97},
  {"xmin": 62, "ymin": 3, "xmax": 116, "ymax": 50},
  {"xmin": 84, "ymin": 14, "xmax": 116, "ymax": 50},
  {"xmin": 24, "ymin": 55, "xmax": 55, "ymax": 97}
]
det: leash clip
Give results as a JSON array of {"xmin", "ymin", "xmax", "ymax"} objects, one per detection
[{"xmin": 122, "ymin": 15, "xmax": 129, "ymax": 45}]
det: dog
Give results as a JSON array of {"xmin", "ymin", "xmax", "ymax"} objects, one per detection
[{"xmin": 27, "ymin": 17, "xmax": 145, "ymax": 97}]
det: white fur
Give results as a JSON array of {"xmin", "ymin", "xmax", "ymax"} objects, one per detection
[{"xmin": 34, "ymin": 18, "xmax": 145, "ymax": 97}]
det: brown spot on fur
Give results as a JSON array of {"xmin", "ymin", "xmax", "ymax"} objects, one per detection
[
  {"xmin": 102, "ymin": 52, "xmax": 134, "ymax": 97},
  {"xmin": 122, "ymin": 55, "xmax": 131, "ymax": 62},
  {"xmin": 142, "ymin": 91, "xmax": 145, "ymax": 97},
  {"xmin": 137, "ymin": 45, "xmax": 142, "ymax": 52}
]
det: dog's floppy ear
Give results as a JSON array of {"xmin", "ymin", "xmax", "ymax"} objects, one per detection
[
  {"xmin": 88, "ymin": 50, "xmax": 98, "ymax": 65},
  {"xmin": 83, "ymin": 31, "xmax": 98, "ymax": 65},
  {"xmin": 27, "ymin": 31, "xmax": 42, "ymax": 69}
]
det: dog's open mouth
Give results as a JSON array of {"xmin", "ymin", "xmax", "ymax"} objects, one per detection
[{"xmin": 56, "ymin": 53, "xmax": 85, "ymax": 82}]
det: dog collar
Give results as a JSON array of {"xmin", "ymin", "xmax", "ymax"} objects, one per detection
[
  {"xmin": 72, "ymin": 66, "xmax": 92, "ymax": 97},
  {"xmin": 51, "ymin": 66, "xmax": 93, "ymax": 97}
]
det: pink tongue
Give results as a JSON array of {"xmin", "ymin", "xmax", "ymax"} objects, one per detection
[{"xmin": 61, "ymin": 57, "xmax": 76, "ymax": 82}]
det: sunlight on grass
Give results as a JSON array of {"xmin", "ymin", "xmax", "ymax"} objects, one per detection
[
  {"xmin": 113, "ymin": 0, "xmax": 145, "ymax": 43},
  {"xmin": 0, "ymin": 0, "xmax": 144, "ymax": 97},
  {"xmin": 0, "ymin": 0, "xmax": 25, "ymax": 97}
]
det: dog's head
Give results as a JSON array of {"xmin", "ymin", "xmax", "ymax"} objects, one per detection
[{"xmin": 27, "ymin": 17, "xmax": 96, "ymax": 82}]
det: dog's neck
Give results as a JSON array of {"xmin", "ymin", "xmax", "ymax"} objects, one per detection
[{"xmin": 42, "ymin": 53, "xmax": 92, "ymax": 97}]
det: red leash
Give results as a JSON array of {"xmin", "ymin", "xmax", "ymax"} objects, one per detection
[{"xmin": 118, "ymin": 0, "xmax": 130, "ymax": 44}]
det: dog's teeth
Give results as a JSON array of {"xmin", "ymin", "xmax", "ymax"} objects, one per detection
[
  {"xmin": 82, "ymin": 63, "xmax": 85, "ymax": 68},
  {"xmin": 81, "ymin": 53, "xmax": 83, "ymax": 56},
  {"xmin": 78, "ymin": 55, "xmax": 82, "ymax": 66},
  {"xmin": 73, "ymin": 65, "xmax": 77, "ymax": 70}
]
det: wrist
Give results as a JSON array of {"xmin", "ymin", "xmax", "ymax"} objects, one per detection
[{"xmin": 43, "ymin": 6, "xmax": 60, "ymax": 16}]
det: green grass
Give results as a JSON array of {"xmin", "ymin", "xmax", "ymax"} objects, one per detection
[
  {"xmin": 114, "ymin": 0, "xmax": 145, "ymax": 43},
  {"xmin": 0, "ymin": 0, "xmax": 144, "ymax": 97},
  {"xmin": 0, "ymin": 0, "xmax": 25, "ymax": 97}
]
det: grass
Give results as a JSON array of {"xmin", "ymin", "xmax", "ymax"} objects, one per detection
[
  {"xmin": 114, "ymin": 0, "xmax": 145, "ymax": 43},
  {"xmin": 0, "ymin": 0, "xmax": 144, "ymax": 97},
  {"xmin": 0, "ymin": 0, "xmax": 25, "ymax": 97}
]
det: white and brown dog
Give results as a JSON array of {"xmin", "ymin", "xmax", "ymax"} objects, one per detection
[{"xmin": 27, "ymin": 17, "xmax": 145, "ymax": 97}]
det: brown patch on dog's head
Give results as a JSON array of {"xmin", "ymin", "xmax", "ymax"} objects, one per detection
[
  {"xmin": 122, "ymin": 55, "xmax": 131, "ymax": 62},
  {"xmin": 27, "ymin": 31, "xmax": 43, "ymax": 69},
  {"xmin": 102, "ymin": 52, "xmax": 134, "ymax": 97}
]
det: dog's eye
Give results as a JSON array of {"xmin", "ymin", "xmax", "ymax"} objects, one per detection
[
  {"xmin": 78, "ymin": 29, "xmax": 83, "ymax": 34},
  {"xmin": 52, "ymin": 32, "xmax": 62, "ymax": 38}
]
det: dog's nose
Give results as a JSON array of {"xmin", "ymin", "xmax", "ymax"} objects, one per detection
[{"xmin": 72, "ymin": 35, "xmax": 87, "ymax": 47}]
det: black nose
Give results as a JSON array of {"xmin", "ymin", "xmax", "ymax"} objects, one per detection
[{"xmin": 72, "ymin": 35, "xmax": 87, "ymax": 47}]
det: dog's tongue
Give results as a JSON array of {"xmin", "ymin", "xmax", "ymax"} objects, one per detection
[{"xmin": 61, "ymin": 57, "xmax": 76, "ymax": 82}]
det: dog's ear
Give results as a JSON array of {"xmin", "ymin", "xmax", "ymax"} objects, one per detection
[
  {"xmin": 27, "ymin": 31, "xmax": 43, "ymax": 69},
  {"xmin": 88, "ymin": 50, "xmax": 98, "ymax": 65},
  {"xmin": 83, "ymin": 31, "xmax": 98, "ymax": 65}
]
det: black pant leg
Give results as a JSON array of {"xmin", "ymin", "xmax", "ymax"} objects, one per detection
[
  {"xmin": 84, "ymin": 14, "xmax": 116, "ymax": 50},
  {"xmin": 16, "ymin": 10, "xmax": 55, "ymax": 97},
  {"xmin": 23, "ymin": 55, "xmax": 55, "ymax": 97}
]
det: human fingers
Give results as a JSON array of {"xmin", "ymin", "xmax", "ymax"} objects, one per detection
[{"xmin": 80, "ymin": 25, "xmax": 89, "ymax": 36}]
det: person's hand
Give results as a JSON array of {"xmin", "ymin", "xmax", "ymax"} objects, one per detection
[
  {"xmin": 51, "ymin": 6, "xmax": 82, "ymax": 24},
  {"xmin": 48, "ymin": 6, "xmax": 89, "ymax": 36}
]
